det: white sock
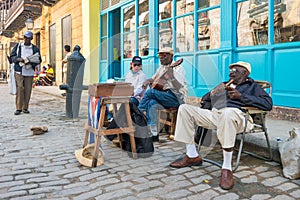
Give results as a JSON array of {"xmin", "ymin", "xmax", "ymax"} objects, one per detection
[
  {"xmin": 150, "ymin": 125, "xmax": 158, "ymax": 136},
  {"xmin": 222, "ymin": 150, "xmax": 233, "ymax": 171},
  {"xmin": 186, "ymin": 144, "xmax": 199, "ymax": 158}
]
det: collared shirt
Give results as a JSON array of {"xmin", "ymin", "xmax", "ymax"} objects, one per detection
[
  {"xmin": 20, "ymin": 43, "xmax": 34, "ymax": 76},
  {"xmin": 152, "ymin": 63, "xmax": 188, "ymax": 103},
  {"xmin": 125, "ymin": 70, "xmax": 147, "ymax": 101}
]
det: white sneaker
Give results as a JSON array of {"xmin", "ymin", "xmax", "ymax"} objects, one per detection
[{"xmin": 150, "ymin": 125, "xmax": 158, "ymax": 136}]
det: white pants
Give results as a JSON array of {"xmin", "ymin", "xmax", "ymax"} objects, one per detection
[{"xmin": 174, "ymin": 104, "xmax": 254, "ymax": 148}]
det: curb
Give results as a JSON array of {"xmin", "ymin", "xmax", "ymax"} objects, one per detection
[{"xmin": 34, "ymin": 87, "xmax": 65, "ymax": 99}]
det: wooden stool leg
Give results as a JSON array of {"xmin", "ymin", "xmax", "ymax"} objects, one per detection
[
  {"xmin": 118, "ymin": 134, "xmax": 123, "ymax": 150},
  {"xmin": 170, "ymin": 112, "xmax": 177, "ymax": 135},
  {"xmin": 157, "ymin": 110, "xmax": 162, "ymax": 133},
  {"xmin": 92, "ymin": 134, "xmax": 101, "ymax": 167},
  {"xmin": 83, "ymin": 126, "xmax": 89, "ymax": 147},
  {"xmin": 92, "ymin": 103, "xmax": 106, "ymax": 167},
  {"xmin": 125, "ymin": 103, "xmax": 137, "ymax": 158},
  {"xmin": 168, "ymin": 112, "xmax": 172, "ymax": 132}
]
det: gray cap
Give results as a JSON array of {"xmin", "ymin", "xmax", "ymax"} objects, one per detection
[{"xmin": 24, "ymin": 30, "xmax": 33, "ymax": 38}]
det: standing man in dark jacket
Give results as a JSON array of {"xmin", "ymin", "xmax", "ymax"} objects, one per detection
[
  {"xmin": 169, "ymin": 61, "xmax": 272, "ymax": 190},
  {"xmin": 10, "ymin": 31, "xmax": 42, "ymax": 115}
]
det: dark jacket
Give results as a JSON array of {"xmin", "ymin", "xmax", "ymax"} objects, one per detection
[
  {"xmin": 10, "ymin": 43, "xmax": 41, "ymax": 73},
  {"xmin": 201, "ymin": 78, "xmax": 273, "ymax": 111}
]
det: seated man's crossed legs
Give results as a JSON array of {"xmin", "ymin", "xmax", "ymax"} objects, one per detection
[
  {"xmin": 170, "ymin": 104, "xmax": 253, "ymax": 190},
  {"xmin": 138, "ymin": 88, "xmax": 180, "ymax": 141}
]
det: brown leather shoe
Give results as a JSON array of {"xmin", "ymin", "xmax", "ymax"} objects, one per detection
[
  {"xmin": 169, "ymin": 155, "xmax": 202, "ymax": 168},
  {"xmin": 219, "ymin": 169, "xmax": 234, "ymax": 190}
]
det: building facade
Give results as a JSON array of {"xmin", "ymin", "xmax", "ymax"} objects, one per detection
[
  {"xmin": 99, "ymin": 0, "xmax": 300, "ymax": 109},
  {"xmin": 0, "ymin": 0, "xmax": 100, "ymax": 85}
]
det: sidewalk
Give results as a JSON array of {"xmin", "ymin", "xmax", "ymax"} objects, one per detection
[
  {"xmin": 34, "ymin": 85, "xmax": 300, "ymax": 163},
  {"xmin": 2, "ymin": 84, "xmax": 300, "ymax": 199}
]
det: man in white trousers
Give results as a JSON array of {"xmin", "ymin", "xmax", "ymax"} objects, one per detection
[{"xmin": 169, "ymin": 61, "xmax": 273, "ymax": 190}]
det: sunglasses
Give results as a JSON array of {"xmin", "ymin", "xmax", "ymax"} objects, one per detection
[
  {"xmin": 230, "ymin": 68, "xmax": 245, "ymax": 74},
  {"xmin": 133, "ymin": 64, "xmax": 141, "ymax": 67}
]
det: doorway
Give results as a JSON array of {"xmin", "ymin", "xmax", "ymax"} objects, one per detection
[
  {"xmin": 62, "ymin": 15, "xmax": 72, "ymax": 82},
  {"xmin": 49, "ymin": 24, "xmax": 56, "ymax": 81},
  {"xmin": 108, "ymin": 8, "xmax": 121, "ymax": 79}
]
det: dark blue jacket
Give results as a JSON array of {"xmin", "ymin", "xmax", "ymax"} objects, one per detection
[
  {"xmin": 201, "ymin": 78, "xmax": 273, "ymax": 111},
  {"xmin": 10, "ymin": 43, "xmax": 41, "ymax": 73}
]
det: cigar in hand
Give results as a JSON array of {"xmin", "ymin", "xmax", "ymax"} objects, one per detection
[{"xmin": 225, "ymin": 79, "xmax": 234, "ymax": 90}]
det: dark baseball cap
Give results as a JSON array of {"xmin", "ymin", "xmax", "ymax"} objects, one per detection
[{"xmin": 132, "ymin": 56, "xmax": 142, "ymax": 65}]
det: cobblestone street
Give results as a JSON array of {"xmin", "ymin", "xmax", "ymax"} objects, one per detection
[{"xmin": 0, "ymin": 84, "xmax": 300, "ymax": 200}]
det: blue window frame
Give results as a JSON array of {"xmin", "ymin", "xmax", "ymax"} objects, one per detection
[{"xmin": 99, "ymin": 0, "xmax": 300, "ymax": 109}]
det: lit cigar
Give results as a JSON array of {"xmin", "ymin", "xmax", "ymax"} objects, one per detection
[
  {"xmin": 225, "ymin": 79, "xmax": 234, "ymax": 87},
  {"xmin": 225, "ymin": 79, "xmax": 233, "ymax": 90}
]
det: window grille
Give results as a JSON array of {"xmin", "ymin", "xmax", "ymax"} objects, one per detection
[
  {"xmin": 111, "ymin": 0, "xmax": 120, "ymax": 6},
  {"xmin": 102, "ymin": 0, "xmax": 109, "ymax": 10}
]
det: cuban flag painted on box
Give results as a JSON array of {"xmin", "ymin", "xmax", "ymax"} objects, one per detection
[{"xmin": 87, "ymin": 96, "xmax": 101, "ymax": 144}]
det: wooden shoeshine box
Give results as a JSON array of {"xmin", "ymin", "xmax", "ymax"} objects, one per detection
[{"xmin": 88, "ymin": 83, "xmax": 134, "ymax": 97}]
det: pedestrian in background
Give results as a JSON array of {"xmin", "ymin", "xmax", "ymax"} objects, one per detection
[
  {"xmin": 39, "ymin": 64, "xmax": 55, "ymax": 86},
  {"xmin": 62, "ymin": 45, "xmax": 71, "ymax": 83},
  {"xmin": 10, "ymin": 30, "xmax": 42, "ymax": 115}
]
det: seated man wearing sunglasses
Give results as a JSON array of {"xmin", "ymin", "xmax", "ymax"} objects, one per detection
[
  {"xmin": 125, "ymin": 56, "xmax": 147, "ymax": 105},
  {"xmin": 169, "ymin": 61, "xmax": 273, "ymax": 190},
  {"xmin": 105, "ymin": 56, "xmax": 147, "ymax": 142},
  {"xmin": 138, "ymin": 47, "xmax": 187, "ymax": 142},
  {"xmin": 106, "ymin": 56, "xmax": 147, "ymax": 121}
]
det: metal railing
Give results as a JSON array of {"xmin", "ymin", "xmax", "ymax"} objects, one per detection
[{"xmin": 4, "ymin": 0, "xmax": 20, "ymax": 24}]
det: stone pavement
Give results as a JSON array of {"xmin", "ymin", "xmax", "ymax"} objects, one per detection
[
  {"xmin": 0, "ymin": 84, "xmax": 300, "ymax": 200},
  {"xmin": 33, "ymin": 85, "xmax": 300, "ymax": 162}
]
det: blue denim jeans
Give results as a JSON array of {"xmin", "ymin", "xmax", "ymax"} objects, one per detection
[{"xmin": 138, "ymin": 88, "xmax": 180, "ymax": 126}]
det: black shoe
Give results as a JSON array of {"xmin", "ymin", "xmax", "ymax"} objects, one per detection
[
  {"xmin": 14, "ymin": 110, "xmax": 21, "ymax": 115},
  {"xmin": 152, "ymin": 135, "xmax": 159, "ymax": 142},
  {"xmin": 22, "ymin": 109, "xmax": 30, "ymax": 114}
]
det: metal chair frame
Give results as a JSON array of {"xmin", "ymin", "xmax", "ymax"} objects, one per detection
[{"xmin": 198, "ymin": 80, "xmax": 273, "ymax": 172}]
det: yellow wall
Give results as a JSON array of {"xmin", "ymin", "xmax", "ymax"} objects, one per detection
[
  {"xmin": 19, "ymin": 0, "xmax": 85, "ymax": 84},
  {"xmin": 0, "ymin": 36, "xmax": 12, "ymax": 73},
  {"xmin": 50, "ymin": 0, "xmax": 83, "ymax": 84},
  {"xmin": 35, "ymin": 6, "xmax": 52, "ymax": 68},
  {"xmin": 82, "ymin": 0, "xmax": 100, "ymax": 84},
  {"xmin": 1, "ymin": 0, "xmax": 100, "ymax": 85}
]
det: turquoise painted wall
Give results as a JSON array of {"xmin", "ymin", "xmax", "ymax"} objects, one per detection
[{"xmin": 99, "ymin": 0, "xmax": 300, "ymax": 108}]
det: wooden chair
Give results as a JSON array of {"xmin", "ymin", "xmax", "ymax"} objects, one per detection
[
  {"xmin": 157, "ymin": 107, "xmax": 178, "ymax": 138},
  {"xmin": 157, "ymin": 97, "xmax": 202, "ymax": 138},
  {"xmin": 198, "ymin": 80, "xmax": 273, "ymax": 172}
]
